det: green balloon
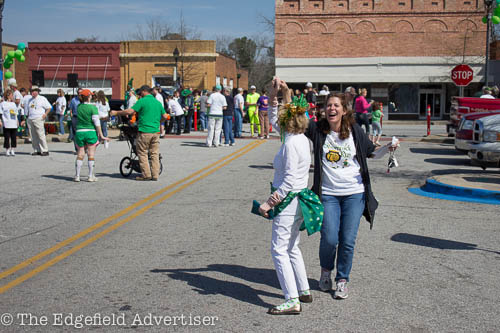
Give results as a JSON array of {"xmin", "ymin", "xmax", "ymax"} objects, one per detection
[
  {"xmin": 493, "ymin": 16, "xmax": 500, "ymax": 24},
  {"xmin": 7, "ymin": 50, "xmax": 15, "ymax": 58},
  {"xmin": 14, "ymin": 50, "xmax": 22, "ymax": 60},
  {"xmin": 5, "ymin": 71, "xmax": 13, "ymax": 79},
  {"xmin": 497, "ymin": 0, "xmax": 500, "ymax": 5},
  {"xmin": 3, "ymin": 62, "xmax": 11, "ymax": 69},
  {"xmin": 482, "ymin": 16, "xmax": 488, "ymax": 24},
  {"xmin": 22, "ymin": 48, "xmax": 26, "ymax": 54},
  {"xmin": 19, "ymin": 55, "xmax": 25, "ymax": 62},
  {"xmin": 17, "ymin": 42, "xmax": 26, "ymax": 51},
  {"xmin": 495, "ymin": 7, "xmax": 500, "ymax": 17}
]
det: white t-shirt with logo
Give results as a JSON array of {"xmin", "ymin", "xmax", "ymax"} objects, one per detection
[
  {"xmin": 206, "ymin": 92, "xmax": 227, "ymax": 116},
  {"xmin": 168, "ymin": 99, "xmax": 184, "ymax": 116},
  {"xmin": 96, "ymin": 101, "xmax": 110, "ymax": 118},
  {"xmin": 55, "ymin": 96, "xmax": 67, "ymax": 115},
  {"xmin": 1, "ymin": 101, "xmax": 19, "ymax": 128},
  {"xmin": 28, "ymin": 95, "xmax": 52, "ymax": 120},
  {"xmin": 321, "ymin": 131, "xmax": 365, "ymax": 196}
]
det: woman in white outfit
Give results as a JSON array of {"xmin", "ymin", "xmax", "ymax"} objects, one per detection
[{"xmin": 259, "ymin": 78, "xmax": 323, "ymax": 315}]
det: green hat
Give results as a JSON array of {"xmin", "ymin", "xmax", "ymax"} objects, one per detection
[{"xmin": 181, "ymin": 89, "xmax": 192, "ymax": 97}]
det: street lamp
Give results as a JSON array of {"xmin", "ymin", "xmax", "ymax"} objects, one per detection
[
  {"xmin": 0, "ymin": 0, "xmax": 5, "ymax": 96},
  {"xmin": 173, "ymin": 46, "xmax": 179, "ymax": 87},
  {"xmin": 484, "ymin": 0, "xmax": 494, "ymax": 86}
]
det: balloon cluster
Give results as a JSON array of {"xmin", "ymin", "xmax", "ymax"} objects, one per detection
[
  {"xmin": 3, "ymin": 42, "xmax": 26, "ymax": 80},
  {"xmin": 482, "ymin": 1, "xmax": 500, "ymax": 25}
]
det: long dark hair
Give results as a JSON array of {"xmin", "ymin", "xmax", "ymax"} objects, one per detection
[
  {"xmin": 317, "ymin": 93, "xmax": 355, "ymax": 140},
  {"xmin": 97, "ymin": 90, "xmax": 106, "ymax": 104}
]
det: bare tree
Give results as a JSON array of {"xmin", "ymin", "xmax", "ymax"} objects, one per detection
[
  {"xmin": 73, "ymin": 35, "xmax": 100, "ymax": 43},
  {"xmin": 128, "ymin": 17, "xmax": 172, "ymax": 40},
  {"xmin": 215, "ymin": 34, "xmax": 234, "ymax": 56}
]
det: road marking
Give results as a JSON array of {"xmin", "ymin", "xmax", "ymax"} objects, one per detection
[
  {"xmin": 0, "ymin": 140, "xmax": 262, "ymax": 282},
  {"xmin": 0, "ymin": 140, "xmax": 265, "ymax": 294}
]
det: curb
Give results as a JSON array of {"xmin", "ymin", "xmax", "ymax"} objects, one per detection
[{"xmin": 409, "ymin": 178, "xmax": 500, "ymax": 205}]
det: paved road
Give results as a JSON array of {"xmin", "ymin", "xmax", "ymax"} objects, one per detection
[{"xmin": 0, "ymin": 125, "xmax": 498, "ymax": 332}]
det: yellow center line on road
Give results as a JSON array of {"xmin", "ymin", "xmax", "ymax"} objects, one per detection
[
  {"xmin": 0, "ymin": 139, "xmax": 265, "ymax": 294},
  {"xmin": 0, "ymin": 140, "xmax": 262, "ymax": 283}
]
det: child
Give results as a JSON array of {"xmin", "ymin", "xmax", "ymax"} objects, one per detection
[{"xmin": 371, "ymin": 102, "xmax": 383, "ymax": 146}]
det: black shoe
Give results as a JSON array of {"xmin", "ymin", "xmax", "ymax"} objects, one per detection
[
  {"xmin": 299, "ymin": 294, "xmax": 313, "ymax": 303},
  {"xmin": 32, "ymin": 152, "xmax": 41, "ymax": 156},
  {"xmin": 41, "ymin": 152, "xmax": 49, "ymax": 156}
]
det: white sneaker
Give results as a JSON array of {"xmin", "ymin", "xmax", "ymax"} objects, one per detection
[
  {"xmin": 265, "ymin": 135, "xmax": 270, "ymax": 139},
  {"xmin": 230, "ymin": 142, "xmax": 235, "ymax": 146},
  {"xmin": 6, "ymin": 149, "xmax": 11, "ymax": 156},
  {"xmin": 10, "ymin": 150, "xmax": 15, "ymax": 156},
  {"xmin": 87, "ymin": 176, "xmax": 98, "ymax": 182},
  {"xmin": 74, "ymin": 176, "xmax": 81, "ymax": 182},
  {"xmin": 319, "ymin": 269, "xmax": 333, "ymax": 292}
]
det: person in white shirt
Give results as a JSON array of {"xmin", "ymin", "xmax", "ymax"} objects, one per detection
[
  {"xmin": 153, "ymin": 87, "xmax": 164, "ymax": 107},
  {"xmin": 167, "ymin": 94, "xmax": 184, "ymax": 135},
  {"xmin": 127, "ymin": 89, "xmax": 138, "ymax": 109},
  {"xmin": 0, "ymin": 89, "xmax": 21, "ymax": 156},
  {"xmin": 54, "ymin": 89, "xmax": 67, "ymax": 135},
  {"xmin": 27, "ymin": 86, "xmax": 52, "ymax": 156},
  {"xmin": 20, "ymin": 88, "xmax": 32, "ymax": 140},
  {"xmin": 95, "ymin": 90, "xmax": 110, "ymax": 139},
  {"xmin": 205, "ymin": 85, "xmax": 227, "ymax": 147},
  {"xmin": 233, "ymin": 88, "xmax": 245, "ymax": 138},
  {"xmin": 319, "ymin": 85, "xmax": 330, "ymax": 96},
  {"xmin": 480, "ymin": 86, "xmax": 495, "ymax": 99},
  {"xmin": 258, "ymin": 78, "xmax": 323, "ymax": 315}
]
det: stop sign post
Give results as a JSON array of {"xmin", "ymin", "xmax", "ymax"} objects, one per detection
[{"xmin": 451, "ymin": 64, "xmax": 474, "ymax": 86}]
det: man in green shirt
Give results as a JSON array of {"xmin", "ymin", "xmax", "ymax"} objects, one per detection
[{"xmin": 111, "ymin": 85, "xmax": 168, "ymax": 181}]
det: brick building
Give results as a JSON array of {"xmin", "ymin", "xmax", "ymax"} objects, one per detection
[
  {"xmin": 27, "ymin": 42, "xmax": 121, "ymax": 99},
  {"xmin": 275, "ymin": 0, "xmax": 488, "ymax": 119},
  {"xmin": 120, "ymin": 40, "xmax": 248, "ymax": 96}
]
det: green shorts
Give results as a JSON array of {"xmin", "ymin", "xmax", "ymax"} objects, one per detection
[{"xmin": 75, "ymin": 130, "xmax": 98, "ymax": 148}]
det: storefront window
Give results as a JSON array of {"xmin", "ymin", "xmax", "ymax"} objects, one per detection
[{"xmin": 388, "ymin": 84, "xmax": 419, "ymax": 114}]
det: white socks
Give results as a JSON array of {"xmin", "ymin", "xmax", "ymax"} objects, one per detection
[
  {"xmin": 88, "ymin": 160, "xmax": 95, "ymax": 177},
  {"xmin": 75, "ymin": 159, "xmax": 83, "ymax": 177}
]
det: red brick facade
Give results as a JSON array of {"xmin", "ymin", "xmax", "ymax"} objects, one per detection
[
  {"xmin": 276, "ymin": 0, "xmax": 485, "ymax": 59},
  {"xmin": 215, "ymin": 53, "xmax": 249, "ymax": 90},
  {"xmin": 28, "ymin": 43, "xmax": 121, "ymax": 99}
]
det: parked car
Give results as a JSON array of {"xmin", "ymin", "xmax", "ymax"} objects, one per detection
[
  {"xmin": 447, "ymin": 97, "xmax": 500, "ymax": 136},
  {"xmin": 455, "ymin": 111, "xmax": 500, "ymax": 153},
  {"xmin": 468, "ymin": 114, "xmax": 500, "ymax": 169}
]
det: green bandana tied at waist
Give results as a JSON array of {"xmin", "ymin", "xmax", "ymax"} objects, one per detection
[{"xmin": 271, "ymin": 183, "xmax": 324, "ymax": 236}]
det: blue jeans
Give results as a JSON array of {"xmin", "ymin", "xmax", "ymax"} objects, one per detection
[
  {"xmin": 319, "ymin": 192, "xmax": 365, "ymax": 282},
  {"xmin": 57, "ymin": 114, "xmax": 65, "ymax": 135},
  {"xmin": 199, "ymin": 112, "xmax": 207, "ymax": 130},
  {"xmin": 223, "ymin": 115, "xmax": 234, "ymax": 144},
  {"xmin": 100, "ymin": 119, "xmax": 108, "ymax": 137},
  {"xmin": 234, "ymin": 108, "xmax": 243, "ymax": 137}
]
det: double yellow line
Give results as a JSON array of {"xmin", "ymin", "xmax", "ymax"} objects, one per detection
[{"xmin": 0, "ymin": 140, "xmax": 265, "ymax": 294}]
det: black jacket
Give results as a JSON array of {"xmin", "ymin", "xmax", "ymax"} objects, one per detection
[
  {"xmin": 305, "ymin": 121, "xmax": 378, "ymax": 229},
  {"xmin": 223, "ymin": 95, "xmax": 234, "ymax": 117}
]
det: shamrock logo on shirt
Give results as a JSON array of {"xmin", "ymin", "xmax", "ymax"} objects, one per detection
[{"xmin": 326, "ymin": 150, "xmax": 341, "ymax": 163}]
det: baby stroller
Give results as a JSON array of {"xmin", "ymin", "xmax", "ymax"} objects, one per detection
[{"xmin": 119, "ymin": 124, "xmax": 163, "ymax": 178}]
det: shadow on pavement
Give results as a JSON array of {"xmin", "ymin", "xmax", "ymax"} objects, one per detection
[
  {"xmin": 50, "ymin": 150, "xmax": 76, "ymax": 155},
  {"xmin": 248, "ymin": 164, "xmax": 274, "ymax": 170},
  {"xmin": 423, "ymin": 157, "xmax": 470, "ymax": 166},
  {"xmin": 180, "ymin": 142, "xmax": 207, "ymax": 147},
  {"xmin": 391, "ymin": 233, "xmax": 500, "ymax": 255},
  {"xmin": 151, "ymin": 265, "xmax": 284, "ymax": 308},
  {"xmin": 95, "ymin": 173, "xmax": 127, "ymax": 179},
  {"xmin": 42, "ymin": 175, "xmax": 75, "ymax": 182},
  {"xmin": 410, "ymin": 147, "xmax": 462, "ymax": 156}
]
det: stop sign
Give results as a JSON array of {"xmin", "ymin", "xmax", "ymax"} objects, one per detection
[{"xmin": 451, "ymin": 64, "xmax": 474, "ymax": 86}]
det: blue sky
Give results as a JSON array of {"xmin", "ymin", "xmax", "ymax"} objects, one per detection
[{"xmin": 3, "ymin": 0, "xmax": 275, "ymax": 44}]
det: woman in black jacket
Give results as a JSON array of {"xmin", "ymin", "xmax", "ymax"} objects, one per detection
[{"xmin": 303, "ymin": 89, "xmax": 380, "ymax": 300}]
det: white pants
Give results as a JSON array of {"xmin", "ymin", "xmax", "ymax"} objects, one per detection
[
  {"xmin": 271, "ymin": 198, "xmax": 309, "ymax": 300},
  {"xmin": 206, "ymin": 117, "xmax": 223, "ymax": 147},
  {"xmin": 27, "ymin": 118, "xmax": 48, "ymax": 153}
]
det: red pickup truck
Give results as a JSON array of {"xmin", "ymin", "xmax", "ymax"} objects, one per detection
[{"xmin": 447, "ymin": 97, "xmax": 500, "ymax": 136}]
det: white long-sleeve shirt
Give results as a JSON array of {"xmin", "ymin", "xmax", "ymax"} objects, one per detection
[{"xmin": 270, "ymin": 106, "xmax": 311, "ymax": 206}]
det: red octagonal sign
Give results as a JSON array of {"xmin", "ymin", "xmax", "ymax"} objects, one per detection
[{"xmin": 451, "ymin": 64, "xmax": 474, "ymax": 87}]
